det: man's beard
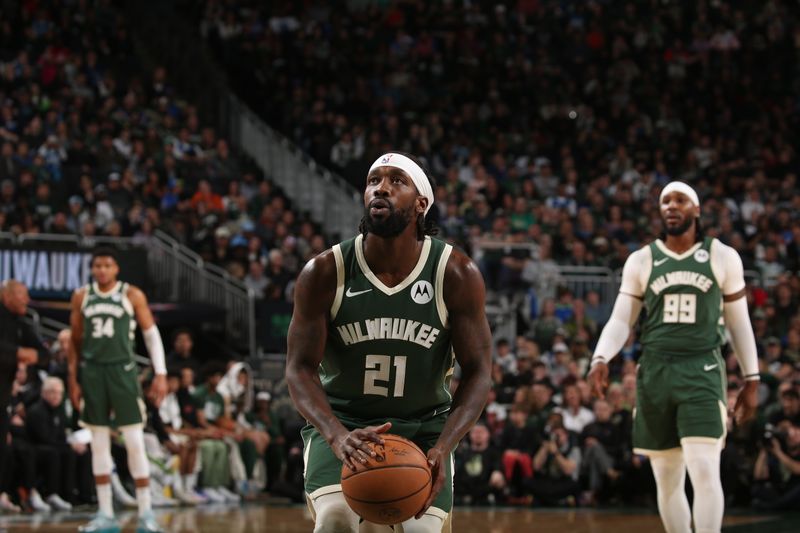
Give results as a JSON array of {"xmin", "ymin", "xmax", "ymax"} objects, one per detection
[
  {"xmin": 664, "ymin": 216, "xmax": 695, "ymax": 236},
  {"xmin": 362, "ymin": 203, "xmax": 414, "ymax": 238}
]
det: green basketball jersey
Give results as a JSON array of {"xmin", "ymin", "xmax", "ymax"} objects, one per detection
[
  {"xmin": 641, "ymin": 237, "xmax": 724, "ymax": 355},
  {"xmin": 323, "ymin": 234, "xmax": 455, "ymax": 421},
  {"xmin": 81, "ymin": 282, "xmax": 136, "ymax": 364}
]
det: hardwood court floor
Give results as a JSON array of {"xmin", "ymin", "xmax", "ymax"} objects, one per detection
[{"xmin": 0, "ymin": 503, "xmax": 795, "ymax": 532}]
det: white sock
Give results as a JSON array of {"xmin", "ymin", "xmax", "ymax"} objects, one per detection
[
  {"xmin": 683, "ymin": 440, "xmax": 724, "ymax": 533},
  {"xmin": 136, "ymin": 487, "xmax": 152, "ymax": 514},
  {"xmin": 97, "ymin": 483, "xmax": 113, "ymax": 517},
  {"xmin": 185, "ymin": 473, "xmax": 198, "ymax": 492},
  {"xmin": 650, "ymin": 449, "xmax": 691, "ymax": 533}
]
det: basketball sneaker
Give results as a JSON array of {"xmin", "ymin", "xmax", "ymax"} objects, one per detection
[
  {"xmin": 78, "ymin": 513, "xmax": 121, "ymax": 533},
  {"xmin": 136, "ymin": 510, "xmax": 164, "ymax": 533}
]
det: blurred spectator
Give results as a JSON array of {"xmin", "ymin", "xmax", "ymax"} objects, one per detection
[
  {"xmin": 166, "ymin": 329, "xmax": 200, "ymax": 377},
  {"xmin": 526, "ymin": 415, "xmax": 581, "ymax": 506},
  {"xmin": 453, "ymin": 423, "xmax": 505, "ymax": 505},
  {"xmin": 25, "ymin": 377, "xmax": 92, "ymax": 508},
  {"xmin": 752, "ymin": 421, "xmax": 800, "ymax": 511}
]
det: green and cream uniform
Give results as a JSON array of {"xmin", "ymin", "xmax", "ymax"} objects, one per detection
[
  {"xmin": 619, "ymin": 237, "xmax": 744, "ymax": 453},
  {"xmin": 303, "ymin": 234, "xmax": 455, "ymax": 519},
  {"xmin": 80, "ymin": 281, "xmax": 144, "ymax": 427}
]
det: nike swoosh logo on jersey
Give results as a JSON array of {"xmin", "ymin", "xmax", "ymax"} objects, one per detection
[
  {"xmin": 654, "ymin": 258, "xmax": 669, "ymax": 266},
  {"xmin": 345, "ymin": 287, "xmax": 372, "ymax": 297},
  {"xmin": 704, "ymin": 364, "xmax": 718, "ymax": 371},
  {"xmin": 124, "ymin": 362, "xmax": 136, "ymax": 371}
]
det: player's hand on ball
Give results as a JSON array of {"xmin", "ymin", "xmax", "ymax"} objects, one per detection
[
  {"xmin": 333, "ymin": 421, "xmax": 392, "ymax": 471},
  {"xmin": 587, "ymin": 362, "xmax": 609, "ymax": 399},
  {"xmin": 415, "ymin": 446, "xmax": 445, "ymax": 520}
]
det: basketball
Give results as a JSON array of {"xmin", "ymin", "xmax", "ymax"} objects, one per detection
[{"xmin": 340, "ymin": 434, "xmax": 432, "ymax": 525}]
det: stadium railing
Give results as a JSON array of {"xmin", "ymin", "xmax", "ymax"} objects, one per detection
[{"xmin": 224, "ymin": 94, "xmax": 363, "ymax": 242}]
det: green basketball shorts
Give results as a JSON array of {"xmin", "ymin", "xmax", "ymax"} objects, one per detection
[
  {"xmin": 301, "ymin": 414, "xmax": 453, "ymax": 517},
  {"xmin": 633, "ymin": 349, "xmax": 727, "ymax": 454},
  {"xmin": 80, "ymin": 361, "xmax": 145, "ymax": 427}
]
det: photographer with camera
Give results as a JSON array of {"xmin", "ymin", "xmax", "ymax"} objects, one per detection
[{"xmin": 752, "ymin": 420, "xmax": 800, "ymax": 510}]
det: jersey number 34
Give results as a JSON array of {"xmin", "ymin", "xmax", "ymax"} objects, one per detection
[{"xmin": 91, "ymin": 317, "xmax": 115, "ymax": 338}]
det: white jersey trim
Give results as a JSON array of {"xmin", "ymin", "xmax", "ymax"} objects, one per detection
[
  {"xmin": 330, "ymin": 244, "xmax": 345, "ymax": 320},
  {"xmin": 121, "ymin": 283, "xmax": 134, "ymax": 317},
  {"xmin": 435, "ymin": 244, "xmax": 453, "ymax": 327},
  {"xmin": 308, "ymin": 484, "xmax": 343, "ymax": 500},
  {"xmin": 92, "ymin": 281, "xmax": 121, "ymax": 297},
  {"xmin": 354, "ymin": 234, "xmax": 431, "ymax": 296},
  {"xmin": 654, "ymin": 239, "xmax": 703, "ymax": 261}
]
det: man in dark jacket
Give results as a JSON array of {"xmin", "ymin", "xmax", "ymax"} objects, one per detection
[
  {"xmin": 0, "ymin": 280, "xmax": 47, "ymax": 508},
  {"xmin": 26, "ymin": 376, "xmax": 93, "ymax": 507}
]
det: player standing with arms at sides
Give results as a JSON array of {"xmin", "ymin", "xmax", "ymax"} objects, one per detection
[
  {"xmin": 588, "ymin": 182, "xmax": 759, "ymax": 533},
  {"xmin": 68, "ymin": 247, "xmax": 168, "ymax": 533},
  {"xmin": 286, "ymin": 152, "xmax": 492, "ymax": 533}
]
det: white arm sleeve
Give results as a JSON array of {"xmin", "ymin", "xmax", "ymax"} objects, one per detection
[
  {"xmin": 142, "ymin": 325, "xmax": 167, "ymax": 375},
  {"xmin": 591, "ymin": 293, "xmax": 643, "ymax": 365},
  {"xmin": 711, "ymin": 240, "xmax": 758, "ymax": 380},
  {"xmin": 723, "ymin": 295, "xmax": 759, "ymax": 381}
]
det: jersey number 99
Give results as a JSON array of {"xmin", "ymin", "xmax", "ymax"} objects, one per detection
[{"xmin": 663, "ymin": 293, "xmax": 696, "ymax": 324}]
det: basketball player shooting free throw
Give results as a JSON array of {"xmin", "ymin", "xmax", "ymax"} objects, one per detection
[{"xmin": 286, "ymin": 152, "xmax": 492, "ymax": 533}]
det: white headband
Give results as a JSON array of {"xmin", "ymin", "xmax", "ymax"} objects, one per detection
[
  {"xmin": 368, "ymin": 153, "xmax": 434, "ymax": 215},
  {"xmin": 659, "ymin": 181, "xmax": 700, "ymax": 207}
]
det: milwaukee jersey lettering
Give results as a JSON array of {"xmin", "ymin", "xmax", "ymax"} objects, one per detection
[
  {"xmin": 641, "ymin": 237, "xmax": 724, "ymax": 356},
  {"xmin": 323, "ymin": 235, "xmax": 454, "ymax": 420}
]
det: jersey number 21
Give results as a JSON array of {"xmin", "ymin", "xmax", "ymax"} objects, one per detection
[{"xmin": 363, "ymin": 355, "xmax": 407, "ymax": 397}]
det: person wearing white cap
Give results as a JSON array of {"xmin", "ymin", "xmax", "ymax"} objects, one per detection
[
  {"xmin": 286, "ymin": 152, "xmax": 491, "ymax": 533},
  {"xmin": 588, "ymin": 181, "xmax": 759, "ymax": 533}
]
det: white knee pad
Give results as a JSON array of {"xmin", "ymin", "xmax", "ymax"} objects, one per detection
[
  {"xmin": 649, "ymin": 448, "xmax": 691, "ymax": 533},
  {"xmin": 90, "ymin": 426, "xmax": 113, "ymax": 476},
  {"xmin": 682, "ymin": 439, "xmax": 723, "ymax": 533},
  {"xmin": 311, "ymin": 492, "xmax": 359, "ymax": 533},
  {"xmin": 121, "ymin": 425, "xmax": 150, "ymax": 480}
]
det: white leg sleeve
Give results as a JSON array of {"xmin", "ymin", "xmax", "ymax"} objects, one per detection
[
  {"xmin": 310, "ymin": 492, "xmax": 359, "ymax": 533},
  {"xmin": 121, "ymin": 426, "xmax": 150, "ymax": 479},
  {"xmin": 397, "ymin": 513, "xmax": 445, "ymax": 533},
  {"xmin": 683, "ymin": 440, "xmax": 723, "ymax": 533},
  {"xmin": 90, "ymin": 426, "xmax": 113, "ymax": 476},
  {"xmin": 649, "ymin": 449, "xmax": 691, "ymax": 533}
]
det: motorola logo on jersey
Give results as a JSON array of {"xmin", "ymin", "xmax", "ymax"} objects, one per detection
[
  {"xmin": 411, "ymin": 280, "xmax": 433, "ymax": 304},
  {"xmin": 694, "ymin": 249, "xmax": 709, "ymax": 263}
]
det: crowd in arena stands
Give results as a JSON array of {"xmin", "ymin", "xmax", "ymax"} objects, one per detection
[
  {"xmin": 1, "ymin": 0, "xmax": 800, "ymax": 512},
  {"xmin": 0, "ymin": 0, "xmax": 327, "ymax": 306},
  {"xmin": 198, "ymin": 0, "xmax": 800, "ymax": 509}
]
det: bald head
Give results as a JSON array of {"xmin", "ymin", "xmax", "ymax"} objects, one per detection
[{"xmin": 1, "ymin": 279, "xmax": 30, "ymax": 315}]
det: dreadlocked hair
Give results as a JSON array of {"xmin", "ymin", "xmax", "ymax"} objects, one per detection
[{"xmin": 359, "ymin": 151, "xmax": 439, "ymax": 241}]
